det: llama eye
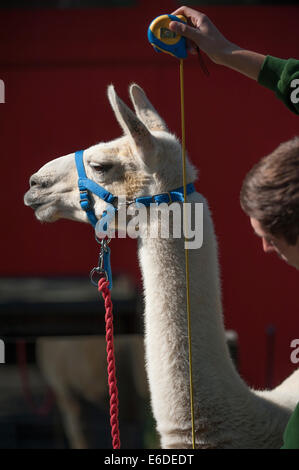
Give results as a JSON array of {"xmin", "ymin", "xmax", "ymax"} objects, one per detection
[{"xmin": 91, "ymin": 163, "xmax": 113, "ymax": 173}]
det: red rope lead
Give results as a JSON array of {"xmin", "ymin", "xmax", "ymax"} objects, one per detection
[{"xmin": 98, "ymin": 277, "xmax": 120, "ymax": 449}]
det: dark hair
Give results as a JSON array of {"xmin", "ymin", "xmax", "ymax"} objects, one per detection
[{"xmin": 240, "ymin": 136, "xmax": 299, "ymax": 245}]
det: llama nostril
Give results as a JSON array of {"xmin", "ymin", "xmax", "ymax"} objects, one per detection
[
  {"xmin": 30, "ymin": 174, "xmax": 50, "ymax": 189},
  {"xmin": 30, "ymin": 174, "xmax": 49, "ymax": 188},
  {"xmin": 30, "ymin": 174, "xmax": 40, "ymax": 187}
]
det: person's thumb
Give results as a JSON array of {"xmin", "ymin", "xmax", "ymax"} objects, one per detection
[{"xmin": 169, "ymin": 21, "xmax": 200, "ymax": 44}]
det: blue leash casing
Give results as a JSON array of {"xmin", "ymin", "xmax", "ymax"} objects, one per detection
[{"xmin": 103, "ymin": 245, "xmax": 112, "ymax": 291}]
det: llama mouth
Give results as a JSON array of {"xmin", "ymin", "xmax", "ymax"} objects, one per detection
[
  {"xmin": 30, "ymin": 202, "xmax": 43, "ymax": 211},
  {"xmin": 24, "ymin": 190, "xmax": 50, "ymax": 209},
  {"xmin": 24, "ymin": 191, "xmax": 54, "ymax": 215}
]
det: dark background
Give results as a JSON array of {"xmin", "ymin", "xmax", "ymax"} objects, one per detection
[{"xmin": 0, "ymin": 0, "xmax": 298, "ymax": 389}]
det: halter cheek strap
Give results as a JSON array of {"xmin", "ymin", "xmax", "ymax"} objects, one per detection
[{"xmin": 75, "ymin": 150, "xmax": 117, "ymax": 228}]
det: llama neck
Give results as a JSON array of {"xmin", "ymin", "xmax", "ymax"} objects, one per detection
[{"xmin": 137, "ymin": 198, "xmax": 250, "ymax": 447}]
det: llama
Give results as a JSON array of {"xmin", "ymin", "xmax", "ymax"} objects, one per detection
[
  {"xmin": 37, "ymin": 334, "xmax": 148, "ymax": 448},
  {"xmin": 24, "ymin": 83, "xmax": 299, "ymax": 448}
]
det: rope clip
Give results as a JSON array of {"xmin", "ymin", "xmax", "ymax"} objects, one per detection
[{"xmin": 90, "ymin": 238, "xmax": 113, "ymax": 289}]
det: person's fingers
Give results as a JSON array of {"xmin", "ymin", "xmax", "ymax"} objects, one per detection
[
  {"xmin": 171, "ymin": 6, "xmax": 204, "ymax": 21},
  {"xmin": 169, "ymin": 21, "xmax": 200, "ymax": 45}
]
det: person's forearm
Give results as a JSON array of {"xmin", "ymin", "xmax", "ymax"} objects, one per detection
[{"xmin": 217, "ymin": 45, "xmax": 266, "ymax": 81}]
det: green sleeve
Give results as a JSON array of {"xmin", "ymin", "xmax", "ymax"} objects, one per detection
[
  {"xmin": 281, "ymin": 402, "xmax": 299, "ymax": 449},
  {"xmin": 258, "ymin": 55, "xmax": 299, "ymax": 115}
]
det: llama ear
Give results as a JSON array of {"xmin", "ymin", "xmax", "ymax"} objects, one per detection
[
  {"xmin": 107, "ymin": 85, "xmax": 158, "ymax": 169},
  {"xmin": 129, "ymin": 83, "xmax": 168, "ymax": 132}
]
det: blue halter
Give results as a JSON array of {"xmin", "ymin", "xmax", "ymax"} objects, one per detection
[{"xmin": 75, "ymin": 149, "xmax": 195, "ymax": 228}]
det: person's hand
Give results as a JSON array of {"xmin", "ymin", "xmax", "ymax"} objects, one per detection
[
  {"xmin": 169, "ymin": 6, "xmax": 238, "ymax": 65},
  {"xmin": 169, "ymin": 6, "xmax": 265, "ymax": 80}
]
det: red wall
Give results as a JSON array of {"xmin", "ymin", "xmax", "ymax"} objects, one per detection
[{"xmin": 0, "ymin": 0, "xmax": 298, "ymax": 389}]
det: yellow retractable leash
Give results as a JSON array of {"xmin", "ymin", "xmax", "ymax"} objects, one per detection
[{"xmin": 148, "ymin": 14, "xmax": 196, "ymax": 449}]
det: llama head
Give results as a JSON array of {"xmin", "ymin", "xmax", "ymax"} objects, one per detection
[{"xmin": 24, "ymin": 83, "xmax": 197, "ymax": 226}]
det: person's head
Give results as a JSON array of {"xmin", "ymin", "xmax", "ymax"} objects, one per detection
[{"xmin": 240, "ymin": 136, "xmax": 299, "ymax": 270}]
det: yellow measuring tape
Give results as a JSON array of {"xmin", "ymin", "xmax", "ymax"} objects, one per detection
[
  {"xmin": 180, "ymin": 58, "xmax": 196, "ymax": 450},
  {"xmin": 148, "ymin": 14, "xmax": 196, "ymax": 449}
]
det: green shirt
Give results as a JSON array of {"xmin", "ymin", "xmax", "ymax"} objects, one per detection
[
  {"xmin": 281, "ymin": 402, "xmax": 299, "ymax": 449},
  {"xmin": 258, "ymin": 55, "xmax": 299, "ymax": 115}
]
